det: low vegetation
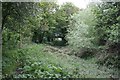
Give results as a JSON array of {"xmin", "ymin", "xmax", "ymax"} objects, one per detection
[
  {"xmin": 2, "ymin": 44, "xmax": 119, "ymax": 78},
  {"xmin": 1, "ymin": 1, "xmax": 120, "ymax": 79}
]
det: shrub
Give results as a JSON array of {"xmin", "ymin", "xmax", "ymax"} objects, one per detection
[{"xmin": 66, "ymin": 9, "xmax": 97, "ymax": 58}]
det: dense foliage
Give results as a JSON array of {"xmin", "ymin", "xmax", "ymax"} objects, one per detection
[
  {"xmin": 2, "ymin": 2, "xmax": 39, "ymax": 50},
  {"xmin": 67, "ymin": 6, "xmax": 96, "ymax": 50},
  {"xmin": 3, "ymin": 44, "xmax": 118, "ymax": 78},
  {"xmin": 66, "ymin": 2, "xmax": 120, "ymax": 68},
  {"xmin": 92, "ymin": 2, "xmax": 120, "ymax": 68},
  {"xmin": 93, "ymin": 2, "xmax": 120, "ymax": 44},
  {"xmin": 2, "ymin": 1, "xmax": 120, "ymax": 79},
  {"xmin": 32, "ymin": 2, "xmax": 79, "ymax": 46}
]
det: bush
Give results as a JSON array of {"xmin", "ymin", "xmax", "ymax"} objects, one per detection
[
  {"xmin": 2, "ymin": 28, "xmax": 20, "ymax": 50},
  {"xmin": 66, "ymin": 10, "xmax": 97, "ymax": 58},
  {"xmin": 96, "ymin": 42, "xmax": 120, "ymax": 69}
]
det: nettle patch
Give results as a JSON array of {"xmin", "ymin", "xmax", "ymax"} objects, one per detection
[{"xmin": 14, "ymin": 61, "xmax": 73, "ymax": 78}]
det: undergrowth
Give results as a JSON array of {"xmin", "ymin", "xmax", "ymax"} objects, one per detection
[{"xmin": 2, "ymin": 44, "xmax": 119, "ymax": 79}]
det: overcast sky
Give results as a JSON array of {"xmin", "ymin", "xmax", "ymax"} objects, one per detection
[{"xmin": 57, "ymin": 0, "xmax": 90, "ymax": 9}]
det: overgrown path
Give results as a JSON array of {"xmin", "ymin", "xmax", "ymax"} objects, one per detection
[
  {"xmin": 3, "ymin": 44, "xmax": 119, "ymax": 78},
  {"xmin": 44, "ymin": 45, "xmax": 119, "ymax": 78}
]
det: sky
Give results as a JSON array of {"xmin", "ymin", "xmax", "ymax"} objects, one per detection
[{"xmin": 57, "ymin": 0, "xmax": 91, "ymax": 9}]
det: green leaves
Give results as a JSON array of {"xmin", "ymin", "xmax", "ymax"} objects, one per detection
[
  {"xmin": 93, "ymin": 2, "xmax": 120, "ymax": 43},
  {"xmin": 23, "ymin": 65, "xmax": 32, "ymax": 73},
  {"xmin": 107, "ymin": 24, "xmax": 119, "ymax": 42},
  {"xmin": 15, "ymin": 60, "xmax": 70, "ymax": 78},
  {"xmin": 66, "ymin": 6, "xmax": 96, "ymax": 51}
]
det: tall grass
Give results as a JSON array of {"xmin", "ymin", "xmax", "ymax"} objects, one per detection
[{"xmin": 2, "ymin": 44, "xmax": 118, "ymax": 78}]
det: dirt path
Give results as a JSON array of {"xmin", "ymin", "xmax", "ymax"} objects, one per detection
[{"xmin": 44, "ymin": 46, "xmax": 71, "ymax": 54}]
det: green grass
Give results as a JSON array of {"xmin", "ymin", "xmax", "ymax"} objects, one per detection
[{"xmin": 2, "ymin": 44, "xmax": 119, "ymax": 78}]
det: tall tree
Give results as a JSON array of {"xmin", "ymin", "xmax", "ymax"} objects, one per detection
[
  {"xmin": 66, "ymin": 5, "xmax": 96, "ymax": 50},
  {"xmin": 93, "ymin": 2, "xmax": 120, "ymax": 45},
  {"xmin": 53, "ymin": 2, "xmax": 79, "ymax": 45},
  {"xmin": 2, "ymin": 2, "xmax": 39, "ymax": 49}
]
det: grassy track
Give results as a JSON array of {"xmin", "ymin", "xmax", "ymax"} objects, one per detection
[{"xmin": 2, "ymin": 44, "xmax": 119, "ymax": 78}]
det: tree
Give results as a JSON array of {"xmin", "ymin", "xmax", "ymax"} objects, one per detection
[
  {"xmin": 66, "ymin": 4, "xmax": 96, "ymax": 50},
  {"xmin": 32, "ymin": 1, "xmax": 59, "ymax": 43},
  {"xmin": 32, "ymin": 2, "xmax": 79, "ymax": 46},
  {"xmin": 53, "ymin": 2, "xmax": 79, "ymax": 45},
  {"xmin": 92, "ymin": 2, "xmax": 120, "ymax": 45},
  {"xmin": 90, "ymin": 2, "xmax": 120, "ymax": 68},
  {"xmin": 2, "ymin": 2, "xmax": 40, "ymax": 50}
]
